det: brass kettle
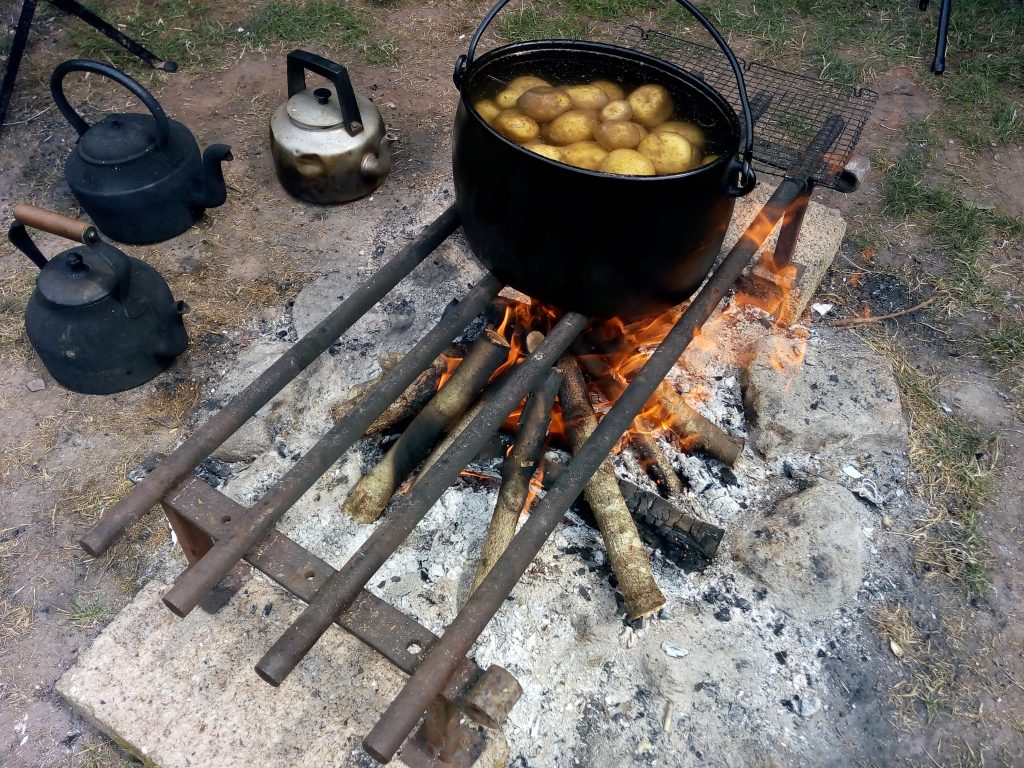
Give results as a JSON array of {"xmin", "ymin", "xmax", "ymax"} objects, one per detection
[{"xmin": 270, "ymin": 50, "xmax": 392, "ymax": 204}]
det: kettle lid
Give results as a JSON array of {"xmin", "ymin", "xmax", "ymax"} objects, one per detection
[
  {"xmin": 79, "ymin": 114, "xmax": 161, "ymax": 165},
  {"xmin": 38, "ymin": 246, "xmax": 119, "ymax": 306},
  {"xmin": 286, "ymin": 85, "xmax": 354, "ymax": 130}
]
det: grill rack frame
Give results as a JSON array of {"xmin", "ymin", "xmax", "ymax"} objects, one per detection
[{"xmin": 620, "ymin": 25, "xmax": 878, "ymax": 190}]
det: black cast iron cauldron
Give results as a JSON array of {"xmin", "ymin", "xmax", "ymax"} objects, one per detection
[
  {"xmin": 452, "ymin": 0, "xmax": 757, "ymax": 319},
  {"xmin": 51, "ymin": 60, "xmax": 233, "ymax": 245},
  {"xmin": 9, "ymin": 205, "xmax": 188, "ymax": 395}
]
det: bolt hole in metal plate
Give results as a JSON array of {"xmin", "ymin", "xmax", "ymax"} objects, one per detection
[{"xmin": 620, "ymin": 26, "xmax": 877, "ymax": 189}]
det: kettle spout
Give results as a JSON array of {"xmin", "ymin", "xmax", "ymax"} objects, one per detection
[
  {"xmin": 188, "ymin": 143, "xmax": 233, "ymax": 208},
  {"xmin": 152, "ymin": 300, "xmax": 190, "ymax": 359}
]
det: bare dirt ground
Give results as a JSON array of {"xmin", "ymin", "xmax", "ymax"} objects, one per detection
[{"xmin": 1, "ymin": 1, "xmax": 1022, "ymax": 766}]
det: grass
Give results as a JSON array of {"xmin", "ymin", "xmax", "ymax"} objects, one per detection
[
  {"xmin": 889, "ymin": 345, "xmax": 994, "ymax": 594},
  {"xmin": 878, "ymin": 119, "xmax": 1024, "ymax": 376},
  {"xmin": 63, "ymin": 0, "xmax": 400, "ymax": 69},
  {"xmin": 62, "ymin": 596, "xmax": 108, "ymax": 629}
]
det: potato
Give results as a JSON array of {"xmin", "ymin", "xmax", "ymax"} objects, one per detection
[
  {"xmin": 561, "ymin": 141, "xmax": 608, "ymax": 171},
  {"xmin": 637, "ymin": 132, "xmax": 695, "ymax": 174},
  {"xmin": 654, "ymin": 120, "xmax": 705, "ymax": 151},
  {"xmin": 592, "ymin": 79, "xmax": 625, "ymax": 101},
  {"xmin": 494, "ymin": 75, "xmax": 551, "ymax": 109},
  {"xmin": 473, "ymin": 99, "xmax": 502, "ymax": 125},
  {"xmin": 593, "ymin": 120, "xmax": 645, "ymax": 151},
  {"xmin": 525, "ymin": 142, "xmax": 564, "ymax": 162},
  {"xmin": 493, "ymin": 110, "xmax": 541, "ymax": 144},
  {"xmin": 517, "ymin": 86, "xmax": 572, "ymax": 122},
  {"xmin": 564, "ymin": 84, "xmax": 610, "ymax": 112},
  {"xmin": 600, "ymin": 99, "xmax": 633, "ymax": 123},
  {"xmin": 543, "ymin": 109, "xmax": 599, "ymax": 145},
  {"xmin": 627, "ymin": 84, "xmax": 674, "ymax": 128},
  {"xmin": 702, "ymin": 154, "xmax": 720, "ymax": 166},
  {"xmin": 599, "ymin": 148, "xmax": 656, "ymax": 176}
]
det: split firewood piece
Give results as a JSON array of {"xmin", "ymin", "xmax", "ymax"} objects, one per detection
[
  {"xmin": 651, "ymin": 381, "xmax": 743, "ymax": 467},
  {"xmin": 473, "ymin": 369, "xmax": 563, "ymax": 592},
  {"xmin": 342, "ymin": 330, "xmax": 510, "ymax": 523},
  {"xmin": 576, "ymin": 355, "xmax": 684, "ymax": 496},
  {"xmin": 556, "ymin": 355, "xmax": 666, "ymax": 619},
  {"xmin": 329, "ymin": 350, "xmax": 454, "ymax": 436}
]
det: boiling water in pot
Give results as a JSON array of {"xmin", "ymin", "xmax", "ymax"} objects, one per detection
[{"xmin": 469, "ymin": 59, "xmax": 732, "ymax": 177}]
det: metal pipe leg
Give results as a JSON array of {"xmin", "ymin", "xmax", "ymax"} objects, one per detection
[
  {"xmin": 47, "ymin": 0, "xmax": 177, "ymax": 70},
  {"xmin": 0, "ymin": 0, "xmax": 39, "ymax": 133},
  {"xmin": 931, "ymin": 0, "xmax": 951, "ymax": 74}
]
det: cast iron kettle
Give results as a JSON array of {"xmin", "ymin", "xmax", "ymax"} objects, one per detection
[
  {"xmin": 51, "ymin": 60, "xmax": 233, "ymax": 245},
  {"xmin": 452, "ymin": 0, "xmax": 757, "ymax": 319},
  {"xmin": 9, "ymin": 205, "xmax": 188, "ymax": 395},
  {"xmin": 270, "ymin": 50, "xmax": 392, "ymax": 204}
]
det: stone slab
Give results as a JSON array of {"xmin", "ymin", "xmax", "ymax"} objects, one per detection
[
  {"xmin": 56, "ymin": 566, "xmax": 506, "ymax": 768},
  {"xmin": 727, "ymin": 182, "xmax": 848, "ymax": 325},
  {"xmin": 742, "ymin": 325, "xmax": 908, "ymax": 460}
]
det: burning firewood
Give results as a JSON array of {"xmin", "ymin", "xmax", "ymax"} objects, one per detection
[
  {"xmin": 342, "ymin": 330, "xmax": 510, "ymax": 523},
  {"xmin": 650, "ymin": 381, "xmax": 743, "ymax": 467},
  {"xmin": 576, "ymin": 355, "xmax": 683, "ymax": 496},
  {"xmin": 473, "ymin": 370, "xmax": 562, "ymax": 591},
  {"xmin": 544, "ymin": 460, "xmax": 725, "ymax": 572},
  {"xmin": 556, "ymin": 355, "xmax": 665, "ymax": 619},
  {"xmin": 579, "ymin": 325, "xmax": 743, "ymax": 467},
  {"xmin": 329, "ymin": 350, "xmax": 454, "ymax": 436}
]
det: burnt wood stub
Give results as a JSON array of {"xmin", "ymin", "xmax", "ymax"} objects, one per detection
[{"xmin": 161, "ymin": 477, "xmax": 521, "ymax": 728}]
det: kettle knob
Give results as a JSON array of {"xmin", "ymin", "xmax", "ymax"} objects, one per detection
[{"xmin": 314, "ymin": 88, "xmax": 331, "ymax": 105}]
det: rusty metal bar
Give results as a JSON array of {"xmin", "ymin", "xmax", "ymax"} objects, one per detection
[
  {"xmin": 254, "ymin": 311, "xmax": 589, "ymax": 688},
  {"xmin": 770, "ymin": 188, "xmax": 810, "ymax": 271},
  {"xmin": 163, "ymin": 270, "xmax": 502, "ymax": 617},
  {"xmin": 79, "ymin": 206, "xmax": 462, "ymax": 557},
  {"xmin": 162, "ymin": 477, "xmax": 523, "ymax": 721},
  {"xmin": 362, "ymin": 177, "xmax": 808, "ymax": 763}
]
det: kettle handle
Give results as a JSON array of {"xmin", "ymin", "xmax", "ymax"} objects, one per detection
[
  {"xmin": 9, "ymin": 205, "xmax": 100, "ymax": 269},
  {"xmin": 286, "ymin": 50, "xmax": 364, "ymax": 137},
  {"xmin": 9, "ymin": 205, "xmax": 131, "ymax": 300},
  {"xmin": 50, "ymin": 59, "xmax": 171, "ymax": 148}
]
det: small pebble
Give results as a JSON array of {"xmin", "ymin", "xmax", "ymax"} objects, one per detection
[
  {"xmin": 881, "ymin": 513, "xmax": 893, "ymax": 529},
  {"xmin": 714, "ymin": 606, "xmax": 732, "ymax": 622},
  {"xmin": 27, "ymin": 378, "xmax": 45, "ymax": 392},
  {"xmin": 660, "ymin": 641, "xmax": 688, "ymax": 658}
]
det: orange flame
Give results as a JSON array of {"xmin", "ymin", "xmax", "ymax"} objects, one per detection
[{"xmin": 436, "ymin": 355, "xmax": 463, "ymax": 390}]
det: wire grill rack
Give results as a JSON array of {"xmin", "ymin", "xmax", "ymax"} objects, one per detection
[{"xmin": 621, "ymin": 26, "xmax": 878, "ymax": 190}]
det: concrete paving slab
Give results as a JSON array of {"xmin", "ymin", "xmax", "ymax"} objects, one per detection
[{"xmin": 57, "ymin": 566, "xmax": 506, "ymax": 768}]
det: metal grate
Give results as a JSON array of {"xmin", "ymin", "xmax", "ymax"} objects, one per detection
[{"xmin": 621, "ymin": 25, "xmax": 878, "ymax": 190}]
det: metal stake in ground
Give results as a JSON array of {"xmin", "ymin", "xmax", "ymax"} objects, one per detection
[
  {"xmin": 473, "ymin": 369, "xmax": 562, "ymax": 591},
  {"xmin": 557, "ymin": 355, "xmax": 666, "ymax": 620},
  {"xmin": 343, "ymin": 330, "xmax": 510, "ymax": 523}
]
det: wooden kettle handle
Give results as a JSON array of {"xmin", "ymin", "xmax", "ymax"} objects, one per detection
[{"xmin": 13, "ymin": 204, "xmax": 96, "ymax": 243}]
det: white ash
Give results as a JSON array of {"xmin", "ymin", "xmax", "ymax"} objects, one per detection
[{"xmin": 197, "ymin": 244, "xmax": 912, "ymax": 766}]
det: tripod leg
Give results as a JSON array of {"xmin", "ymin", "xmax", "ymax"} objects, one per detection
[
  {"xmin": 931, "ymin": 0, "xmax": 951, "ymax": 74},
  {"xmin": 0, "ymin": 0, "xmax": 40, "ymax": 133},
  {"xmin": 47, "ymin": 0, "xmax": 178, "ymax": 71}
]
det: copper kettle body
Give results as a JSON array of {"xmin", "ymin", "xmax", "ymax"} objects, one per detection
[
  {"xmin": 270, "ymin": 50, "xmax": 391, "ymax": 204},
  {"xmin": 52, "ymin": 60, "xmax": 232, "ymax": 245},
  {"xmin": 9, "ymin": 206, "xmax": 188, "ymax": 395}
]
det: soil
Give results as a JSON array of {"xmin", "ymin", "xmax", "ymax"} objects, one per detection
[{"xmin": 1, "ymin": 1, "xmax": 1022, "ymax": 767}]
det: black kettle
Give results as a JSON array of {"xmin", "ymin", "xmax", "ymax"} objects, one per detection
[
  {"xmin": 51, "ymin": 60, "xmax": 233, "ymax": 245},
  {"xmin": 9, "ymin": 205, "xmax": 189, "ymax": 395}
]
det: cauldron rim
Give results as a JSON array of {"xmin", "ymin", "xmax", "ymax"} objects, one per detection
[{"xmin": 457, "ymin": 38, "xmax": 741, "ymax": 180}]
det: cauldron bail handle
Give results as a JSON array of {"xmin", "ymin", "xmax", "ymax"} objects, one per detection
[
  {"xmin": 50, "ymin": 60, "xmax": 171, "ymax": 147},
  {"xmin": 286, "ymin": 50, "xmax": 364, "ymax": 137},
  {"xmin": 455, "ymin": 0, "xmax": 757, "ymax": 195}
]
